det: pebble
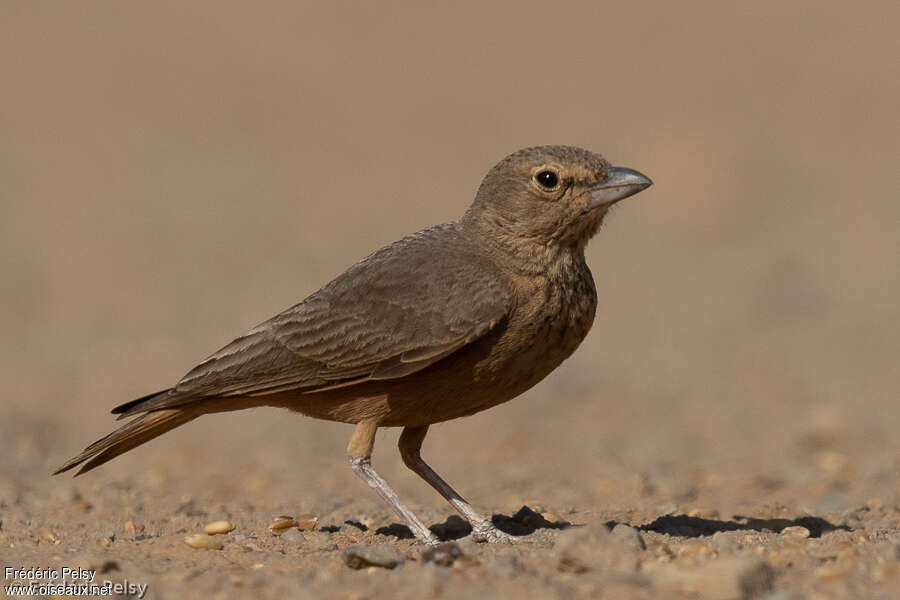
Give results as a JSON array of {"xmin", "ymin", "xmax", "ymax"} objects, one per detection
[
  {"xmin": 296, "ymin": 514, "xmax": 319, "ymax": 531},
  {"xmin": 342, "ymin": 545, "xmax": 404, "ymax": 570},
  {"xmin": 302, "ymin": 531, "xmax": 339, "ymax": 552},
  {"xmin": 123, "ymin": 520, "xmax": 142, "ymax": 536},
  {"xmin": 652, "ymin": 557, "xmax": 774, "ymax": 599},
  {"xmin": 611, "ymin": 523, "xmax": 646, "ymax": 551},
  {"xmin": 39, "ymin": 530, "xmax": 60, "ymax": 544},
  {"xmin": 184, "ymin": 534, "xmax": 224, "ymax": 550},
  {"xmin": 204, "ymin": 520, "xmax": 235, "ymax": 535},
  {"xmin": 554, "ymin": 521, "xmax": 640, "ymax": 575},
  {"xmin": 269, "ymin": 516, "xmax": 298, "ymax": 536},
  {"xmin": 779, "ymin": 526, "xmax": 810, "ymax": 547},
  {"xmin": 421, "ymin": 542, "xmax": 463, "ymax": 567}
]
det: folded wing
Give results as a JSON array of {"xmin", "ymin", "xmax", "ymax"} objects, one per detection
[{"xmin": 114, "ymin": 224, "xmax": 511, "ymax": 417}]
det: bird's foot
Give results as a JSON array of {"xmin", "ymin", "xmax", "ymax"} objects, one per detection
[
  {"xmin": 418, "ymin": 533, "xmax": 441, "ymax": 547},
  {"xmin": 471, "ymin": 521, "xmax": 517, "ymax": 544}
]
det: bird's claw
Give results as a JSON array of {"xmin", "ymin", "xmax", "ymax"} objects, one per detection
[
  {"xmin": 471, "ymin": 521, "xmax": 517, "ymax": 544},
  {"xmin": 417, "ymin": 533, "xmax": 441, "ymax": 547}
]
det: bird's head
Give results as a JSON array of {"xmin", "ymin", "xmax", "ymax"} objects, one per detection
[{"xmin": 463, "ymin": 145, "xmax": 652, "ymax": 254}]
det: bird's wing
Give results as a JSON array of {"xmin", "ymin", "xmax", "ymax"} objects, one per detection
[{"xmin": 114, "ymin": 224, "xmax": 511, "ymax": 416}]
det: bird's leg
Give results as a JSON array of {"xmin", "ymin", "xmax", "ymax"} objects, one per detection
[
  {"xmin": 347, "ymin": 421, "xmax": 439, "ymax": 546},
  {"xmin": 399, "ymin": 425, "xmax": 516, "ymax": 543}
]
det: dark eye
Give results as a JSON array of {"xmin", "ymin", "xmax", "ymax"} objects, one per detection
[{"xmin": 535, "ymin": 170, "xmax": 559, "ymax": 189}]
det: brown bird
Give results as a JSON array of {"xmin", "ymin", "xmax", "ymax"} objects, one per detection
[{"xmin": 55, "ymin": 145, "xmax": 652, "ymax": 545}]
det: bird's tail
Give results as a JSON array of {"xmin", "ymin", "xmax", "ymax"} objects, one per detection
[{"xmin": 53, "ymin": 408, "xmax": 196, "ymax": 477}]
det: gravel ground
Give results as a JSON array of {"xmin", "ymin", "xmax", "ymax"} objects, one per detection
[{"xmin": 3, "ymin": 397, "xmax": 899, "ymax": 599}]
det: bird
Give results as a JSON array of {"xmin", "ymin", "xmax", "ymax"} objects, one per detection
[{"xmin": 55, "ymin": 145, "xmax": 652, "ymax": 545}]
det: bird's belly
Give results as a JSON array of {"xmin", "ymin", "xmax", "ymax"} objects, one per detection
[{"xmin": 271, "ymin": 301, "xmax": 593, "ymax": 427}]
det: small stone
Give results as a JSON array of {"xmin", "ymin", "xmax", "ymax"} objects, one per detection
[
  {"xmin": 268, "ymin": 516, "xmax": 298, "ymax": 535},
  {"xmin": 611, "ymin": 523, "xmax": 646, "ymax": 551},
  {"xmin": 652, "ymin": 557, "xmax": 774, "ymax": 599},
  {"xmin": 422, "ymin": 542, "xmax": 463, "ymax": 567},
  {"xmin": 554, "ymin": 521, "xmax": 640, "ymax": 574},
  {"xmin": 39, "ymin": 530, "xmax": 60, "ymax": 544},
  {"xmin": 204, "ymin": 520, "xmax": 235, "ymax": 535},
  {"xmin": 123, "ymin": 520, "xmax": 145, "ymax": 537},
  {"xmin": 184, "ymin": 534, "xmax": 224, "ymax": 550},
  {"xmin": 814, "ymin": 564, "xmax": 850, "ymax": 581},
  {"xmin": 455, "ymin": 537, "xmax": 480, "ymax": 556},
  {"xmin": 779, "ymin": 526, "xmax": 810, "ymax": 547},
  {"xmin": 342, "ymin": 545, "xmax": 404, "ymax": 570},
  {"xmin": 296, "ymin": 514, "xmax": 319, "ymax": 531},
  {"xmin": 687, "ymin": 508, "xmax": 721, "ymax": 519},
  {"xmin": 302, "ymin": 531, "xmax": 339, "ymax": 552}
]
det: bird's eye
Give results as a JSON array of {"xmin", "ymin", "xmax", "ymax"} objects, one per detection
[{"xmin": 535, "ymin": 170, "xmax": 559, "ymax": 189}]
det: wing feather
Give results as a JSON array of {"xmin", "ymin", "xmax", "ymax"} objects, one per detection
[{"xmin": 170, "ymin": 223, "xmax": 510, "ymax": 400}]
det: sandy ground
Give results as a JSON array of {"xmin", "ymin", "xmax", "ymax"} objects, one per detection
[{"xmin": 1, "ymin": 2, "xmax": 898, "ymax": 599}]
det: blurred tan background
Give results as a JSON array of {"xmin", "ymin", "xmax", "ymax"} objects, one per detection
[{"xmin": 1, "ymin": 0, "xmax": 898, "ymax": 530}]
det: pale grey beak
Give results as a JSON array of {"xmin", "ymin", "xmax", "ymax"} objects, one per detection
[{"xmin": 588, "ymin": 167, "xmax": 653, "ymax": 210}]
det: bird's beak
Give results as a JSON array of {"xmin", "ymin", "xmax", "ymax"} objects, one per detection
[{"xmin": 587, "ymin": 167, "xmax": 653, "ymax": 210}]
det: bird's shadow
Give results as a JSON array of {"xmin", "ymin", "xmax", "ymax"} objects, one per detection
[
  {"xmin": 633, "ymin": 514, "xmax": 850, "ymax": 538},
  {"xmin": 372, "ymin": 509, "xmax": 850, "ymax": 542},
  {"xmin": 375, "ymin": 505, "xmax": 572, "ymax": 541}
]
